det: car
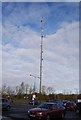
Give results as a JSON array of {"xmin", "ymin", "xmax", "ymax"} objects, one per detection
[
  {"xmin": 28, "ymin": 102, "xmax": 66, "ymax": 120},
  {"xmin": 65, "ymin": 102, "xmax": 76, "ymax": 110},
  {"xmin": 0, "ymin": 98, "xmax": 11, "ymax": 110},
  {"xmin": 75, "ymin": 102, "xmax": 81, "ymax": 114}
]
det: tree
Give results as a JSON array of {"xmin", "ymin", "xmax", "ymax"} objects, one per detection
[
  {"xmin": 19, "ymin": 82, "xmax": 25, "ymax": 94},
  {"xmin": 29, "ymin": 86, "xmax": 33, "ymax": 94},
  {"xmin": 2, "ymin": 84, "xmax": 7, "ymax": 95},
  {"xmin": 25, "ymin": 83, "xmax": 29, "ymax": 94},
  {"xmin": 6, "ymin": 86, "xmax": 13, "ymax": 95},
  {"xmin": 47, "ymin": 87, "xmax": 53, "ymax": 94},
  {"xmin": 15, "ymin": 86, "xmax": 19, "ymax": 95},
  {"xmin": 42, "ymin": 85, "xmax": 46, "ymax": 94}
]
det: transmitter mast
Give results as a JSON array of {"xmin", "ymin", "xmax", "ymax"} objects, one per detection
[{"xmin": 40, "ymin": 17, "xmax": 44, "ymax": 94}]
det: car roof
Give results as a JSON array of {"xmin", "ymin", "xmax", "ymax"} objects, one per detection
[{"xmin": 44, "ymin": 102, "xmax": 57, "ymax": 104}]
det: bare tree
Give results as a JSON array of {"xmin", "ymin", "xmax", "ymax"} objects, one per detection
[
  {"xmin": 42, "ymin": 85, "xmax": 46, "ymax": 94},
  {"xmin": 2, "ymin": 84, "xmax": 14, "ymax": 95},
  {"xmin": 47, "ymin": 87, "xmax": 53, "ymax": 94},
  {"xmin": 25, "ymin": 83, "xmax": 29, "ymax": 94},
  {"xmin": 6, "ymin": 86, "xmax": 13, "ymax": 95},
  {"xmin": 2, "ymin": 84, "xmax": 7, "ymax": 94},
  {"xmin": 29, "ymin": 86, "xmax": 33, "ymax": 94},
  {"xmin": 15, "ymin": 86, "xmax": 19, "ymax": 95},
  {"xmin": 19, "ymin": 82, "xmax": 25, "ymax": 94}
]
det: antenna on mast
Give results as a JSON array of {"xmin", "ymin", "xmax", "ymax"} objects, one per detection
[{"xmin": 39, "ymin": 17, "xmax": 44, "ymax": 94}]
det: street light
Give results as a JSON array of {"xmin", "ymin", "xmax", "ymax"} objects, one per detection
[
  {"xmin": 30, "ymin": 74, "xmax": 40, "ymax": 79},
  {"xmin": 30, "ymin": 74, "xmax": 40, "ymax": 93}
]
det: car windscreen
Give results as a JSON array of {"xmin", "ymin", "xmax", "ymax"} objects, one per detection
[{"xmin": 38, "ymin": 103, "xmax": 53, "ymax": 109}]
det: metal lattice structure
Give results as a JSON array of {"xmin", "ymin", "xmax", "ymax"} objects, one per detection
[{"xmin": 40, "ymin": 17, "xmax": 44, "ymax": 94}]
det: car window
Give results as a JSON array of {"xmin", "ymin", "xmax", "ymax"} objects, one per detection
[
  {"xmin": 57, "ymin": 103, "xmax": 63, "ymax": 108},
  {"xmin": 38, "ymin": 103, "xmax": 53, "ymax": 109},
  {"xmin": 2, "ymin": 99, "xmax": 8, "ymax": 102},
  {"xmin": 0, "ymin": 99, "xmax": 6, "ymax": 102},
  {"xmin": 2, "ymin": 99, "xmax": 5, "ymax": 102}
]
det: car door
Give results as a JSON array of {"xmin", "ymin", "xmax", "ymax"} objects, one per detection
[
  {"xmin": 50, "ymin": 104, "xmax": 59, "ymax": 119},
  {"xmin": 57, "ymin": 103, "xmax": 65, "ymax": 118}
]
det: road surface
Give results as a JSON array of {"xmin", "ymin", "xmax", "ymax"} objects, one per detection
[{"xmin": 1, "ymin": 102, "xmax": 81, "ymax": 120}]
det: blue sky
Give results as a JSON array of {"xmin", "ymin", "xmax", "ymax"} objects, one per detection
[
  {"xmin": 2, "ymin": 2, "xmax": 79, "ymax": 93},
  {"xmin": 1, "ymin": 0, "xmax": 81, "ymax": 2},
  {"xmin": 2, "ymin": 2, "xmax": 79, "ymax": 35}
]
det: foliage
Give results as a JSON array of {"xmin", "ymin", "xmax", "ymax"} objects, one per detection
[{"xmin": 1, "ymin": 82, "xmax": 79, "ymax": 102}]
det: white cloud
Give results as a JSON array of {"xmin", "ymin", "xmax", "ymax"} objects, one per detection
[
  {"xmin": 2, "ymin": 20, "xmax": 79, "ymax": 91},
  {"xmin": 2, "ymin": 2, "xmax": 51, "ymax": 27},
  {"xmin": 0, "ymin": 44, "xmax": 2, "ymax": 88},
  {"xmin": 0, "ymin": 3, "xmax": 2, "ymax": 88},
  {"xmin": 42, "ymin": 21, "xmax": 79, "ymax": 90},
  {"xmin": 44, "ymin": 21, "xmax": 79, "ymax": 60},
  {"xmin": 1, "ymin": 0, "xmax": 80, "ymax": 2}
]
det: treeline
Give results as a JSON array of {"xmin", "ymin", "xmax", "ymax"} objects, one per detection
[
  {"xmin": 1, "ymin": 82, "xmax": 55, "ymax": 95},
  {"xmin": 0, "ymin": 82, "xmax": 80, "ymax": 101}
]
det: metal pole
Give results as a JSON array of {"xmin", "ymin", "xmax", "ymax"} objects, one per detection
[
  {"xmin": 40, "ymin": 17, "xmax": 44, "ymax": 94},
  {"xmin": 30, "ymin": 74, "xmax": 40, "ymax": 93}
]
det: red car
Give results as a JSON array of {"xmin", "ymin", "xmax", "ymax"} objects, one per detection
[{"xmin": 28, "ymin": 102, "xmax": 65, "ymax": 120}]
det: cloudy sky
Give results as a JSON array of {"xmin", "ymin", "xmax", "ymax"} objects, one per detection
[
  {"xmin": 1, "ymin": 0, "xmax": 81, "ymax": 2},
  {"xmin": 2, "ymin": 2, "xmax": 79, "ymax": 93}
]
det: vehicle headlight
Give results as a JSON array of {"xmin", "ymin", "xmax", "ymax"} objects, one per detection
[
  {"xmin": 28, "ymin": 110, "xmax": 30, "ymax": 113},
  {"xmin": 39, "ymin": 112, "xmax": 42, "ymax": 115},
  {"xmin": 37, "ymin": 112, "xmax": 43, "ymax": 115}
]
